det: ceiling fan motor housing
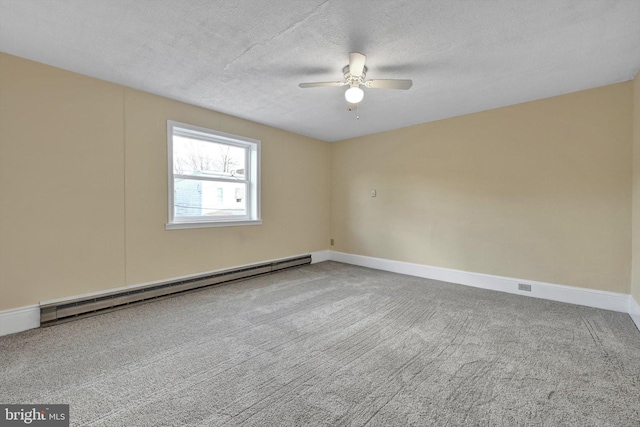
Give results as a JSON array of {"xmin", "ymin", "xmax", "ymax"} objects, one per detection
[{"xmin": 343, "ymin": 65, "xmax": 367, "ymax": 87}]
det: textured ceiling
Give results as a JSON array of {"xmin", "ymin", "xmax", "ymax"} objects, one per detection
[{"xmin": 1, "ymin": 0, "xmax": 639, "ymax": 142}]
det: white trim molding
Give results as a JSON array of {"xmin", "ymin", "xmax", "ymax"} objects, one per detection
[
  {"xmin": 2, "ymin": 252, "xmax": 638, "ymax": 337},
  {"xmin": 165, "ymin": 219, "xmax": 262, "ymax": 230},
  {"xmin": 329, "ymin": 251, "xmax": 631, "ymax": 314},
  {"xmin": 311, "ymin": 250, "xmax": 331, "ymax": 264},
  {"xmin": 0, "ymin": 305, "xmax": 40, "ymax": 337},
  {"xmin": 629, "ymin": 296, "xmax": 640, "ymax": 331}
]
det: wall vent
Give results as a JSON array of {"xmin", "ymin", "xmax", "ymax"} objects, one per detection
[{"xmin": 40, "ymin": 255, "xmax": 311, "ymax": 327}]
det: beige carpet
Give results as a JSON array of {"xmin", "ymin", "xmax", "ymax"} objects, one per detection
[{"xmin": 1, "ymin": 261, "xmax": 639, "ymax": 426}]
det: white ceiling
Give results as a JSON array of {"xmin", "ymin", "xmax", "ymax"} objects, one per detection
[{"xmin": 1, "ymin": 1, "xmax": 639, "ymax": 142}]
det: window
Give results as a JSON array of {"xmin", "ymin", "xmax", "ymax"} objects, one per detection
[{"xmin": 167, "ymin": 121, "xmax": 261, "ymax": 229}]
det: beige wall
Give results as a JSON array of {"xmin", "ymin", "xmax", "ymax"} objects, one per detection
[
  {"xmin": 0, "ymin": 54, "xmax": 126, "ymax": 309},
  {"xmin": 0, "ymin": 50, "xmax": 636, "ymax": 312},
  {"xmin": 632, "ymin": 72, "xmax": 640, "ymax": 304},
  {"xmin": 331, "ymin": 83, "xmax": 633, "ymax": 293},
  {"xmin": 0, "ymin": 53, "xmax": 330, "ymax": 310},
  {"xmin": 123, "ymin": 89, "xmax": 330, "ymax": 285}
]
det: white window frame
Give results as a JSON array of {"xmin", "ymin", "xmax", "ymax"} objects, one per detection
[{"xmin": 166, "ymin": 121, "xmax": 261, "ymax": 230}]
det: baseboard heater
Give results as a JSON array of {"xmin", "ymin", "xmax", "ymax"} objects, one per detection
[{"xmin": 40, "ymin": 254, "xmax": 311, "ymax": 327}]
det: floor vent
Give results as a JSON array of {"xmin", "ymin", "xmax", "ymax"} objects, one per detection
[{"xmin": 40, "ymin": 255, "xmax": 311, "ymax": 327}]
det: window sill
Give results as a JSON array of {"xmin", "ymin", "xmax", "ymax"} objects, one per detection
[{"xmin": 166, "ymin": 219, "xmax": 263, "ymax": 230}]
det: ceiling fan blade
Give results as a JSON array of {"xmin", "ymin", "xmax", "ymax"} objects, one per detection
[
  {"xmin": 365, "ymin": 79, "xmax": 413, "ymax": 90},
  {"xmin": 299, "ymin": 81, "xmax": 346, "ymax": 88},
  {"xmin": 349, "ymin": 52, "xmax": 366, "ymax": 77}
]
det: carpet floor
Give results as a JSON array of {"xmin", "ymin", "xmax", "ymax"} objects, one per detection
[{"xmin": 1, "ymin": 261, "xmax": 639, "ymax": 426}]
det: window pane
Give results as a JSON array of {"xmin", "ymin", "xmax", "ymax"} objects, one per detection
[
  {"xmin": 173, "ymin": 135, "xmax": 246, "ymax": 179},
  {"xmin": 174, "ymin": 179, "xmax": 247, "ymax": 218},
  {"xmin": 167, "ymin": 121, "xmax": 260, "ymax": 228}
]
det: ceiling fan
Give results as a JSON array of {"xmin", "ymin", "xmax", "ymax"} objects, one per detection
[{"xmin": 298, "ymin": 52, "xmax": 413, "ymax": 105}]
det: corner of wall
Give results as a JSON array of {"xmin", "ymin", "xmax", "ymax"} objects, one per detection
[
  {"xmin": 632, "ymin": 71, "xmax": 640, "ymax": 307},
  {"xmin": 630, "ymin": 294, "xmax": 640, "ymax": 331}
]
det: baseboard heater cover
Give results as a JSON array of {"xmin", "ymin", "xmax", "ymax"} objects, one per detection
[{"xmin": 40, "ymin": 254, "xmax": 311, "ymax": 327}]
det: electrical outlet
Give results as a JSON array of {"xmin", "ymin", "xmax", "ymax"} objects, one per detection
[
  {"xmin": 370, "ymin": 189, "xmax": 377, "ymax": 197},
  {"xmin": 518, "ymin": 283, "xmax": 532, "ymax": 292},
  {"xmin": 330, "ymin": 239, "xmax": 334, "ymax": 246}
]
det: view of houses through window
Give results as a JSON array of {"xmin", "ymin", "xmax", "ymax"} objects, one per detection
[
  {"xmin": 173, "ymin": 135, "xmax": 247, "ymax": 218},
  {"xmin": 167, "ymin": 121, "xmax": 261, "ymax": 229}
]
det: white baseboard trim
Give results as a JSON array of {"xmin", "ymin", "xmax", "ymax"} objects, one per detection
[
  {"xmin": 629, "ymin": 296, "xmax": 640, "ymax": 331},
  {"xmin": 311, "ymin": 250, "xmax": 331, "ymax": 264},
  {"xmin": 329, "ymin": 251, "xmax": 630, "ymax": 314},
  {"xmin": 3, "ymin": 251, "xmax": 637, "ymax": 337},
  {"xmin": 0, "ymin": 305, "xmax": 40, "ymax": 337}
]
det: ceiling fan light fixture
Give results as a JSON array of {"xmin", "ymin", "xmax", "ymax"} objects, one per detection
[
  {"xmin": 345, "ymin": 86, "xmax": 364, "ymax": 104},
  {"xmin": 299, "ymin": 52, "xmax": 412, "ymax": 108}
]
